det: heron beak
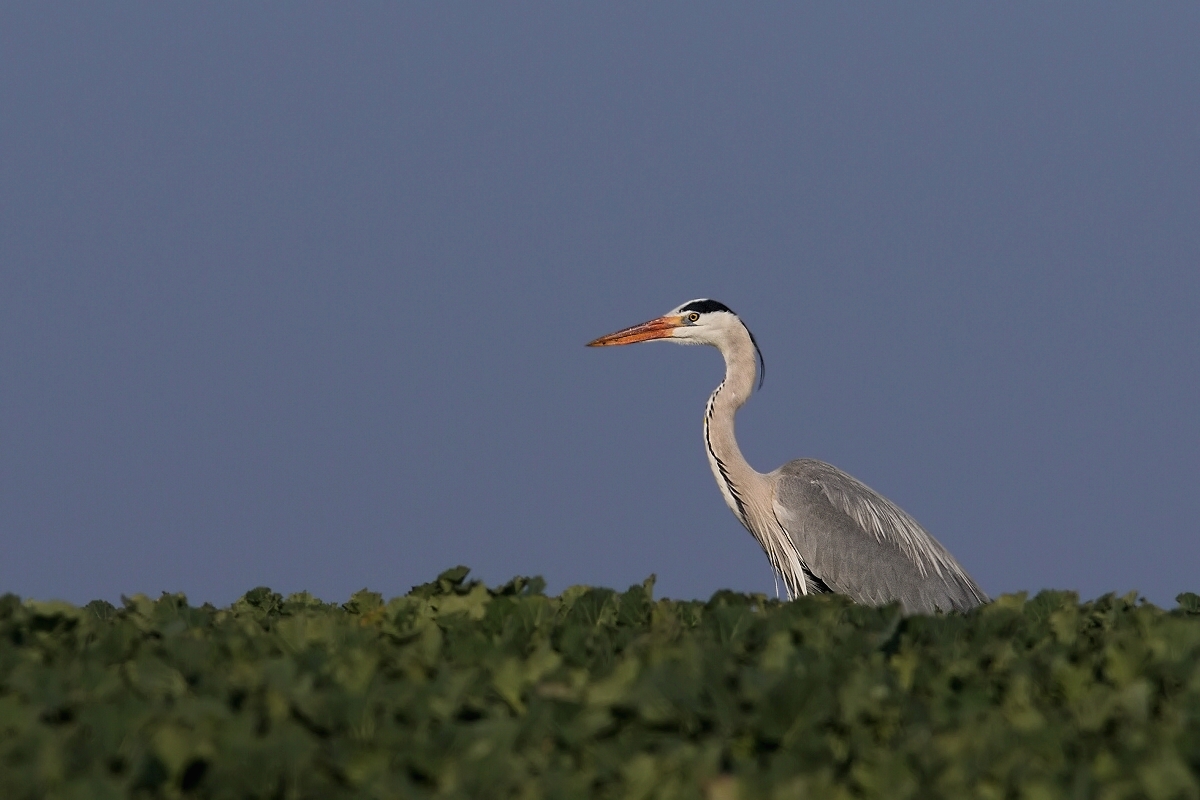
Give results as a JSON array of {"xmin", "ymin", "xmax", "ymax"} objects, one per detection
[{"xmin": 587, "ymin": 315, "xmax": 684, "ymax": 347}]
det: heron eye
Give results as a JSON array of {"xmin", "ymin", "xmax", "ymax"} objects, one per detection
[{"xmin": 688, "ymin": 312, "xmax": 700, "ymax": 323}]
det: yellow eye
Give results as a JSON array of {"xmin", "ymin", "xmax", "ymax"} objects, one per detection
[{"xmin": 688, "ymin": 312, "xmax": 700, "ymax": 322}]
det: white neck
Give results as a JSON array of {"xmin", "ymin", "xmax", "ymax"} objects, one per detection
[{"xmin": 702, "ymin": 325, "xmax": 770, "ymax": 529}]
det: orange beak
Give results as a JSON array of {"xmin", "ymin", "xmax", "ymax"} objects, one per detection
[{"xmin": 587, "ymin": 315, "xmax": 684, "ymax": 347}]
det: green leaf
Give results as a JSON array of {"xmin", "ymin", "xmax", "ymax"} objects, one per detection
[{"xmin": 1175, "ymin": 592, "xmax": 1200, "ymax": 615}]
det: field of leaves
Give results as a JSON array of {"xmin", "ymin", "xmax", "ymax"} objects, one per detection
[{"xmin": 2, "ymin": 567, "xmax": 1199, "ymax": 799}]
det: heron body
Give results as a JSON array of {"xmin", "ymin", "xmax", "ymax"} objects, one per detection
[{"xmin": 588, "ymin": 299, "xmax": 987, "ymax": 615}]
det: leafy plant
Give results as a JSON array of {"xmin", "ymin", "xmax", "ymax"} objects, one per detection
[{"xmin": 1, "ymin": 570, "xmax": 1198, "ymax": 799}]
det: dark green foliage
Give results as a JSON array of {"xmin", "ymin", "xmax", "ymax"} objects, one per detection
[{"xmin": 1, "ymin": 572, "xmax": 1199, "ymax": 799}]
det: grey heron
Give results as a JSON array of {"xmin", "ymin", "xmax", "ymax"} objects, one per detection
[{"xmin": 588, "ymin": 299, "xmax": 988, "ymax": 614}]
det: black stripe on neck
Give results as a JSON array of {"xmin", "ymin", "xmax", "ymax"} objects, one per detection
[{"xmin": 704, "ymin": 383, "xmax": 750, "ymax": 525}]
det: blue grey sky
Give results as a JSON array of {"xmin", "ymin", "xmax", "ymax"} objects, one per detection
[{"xmin": 2, "ymin": 5, "xmax": 1197, "ymax": 607}]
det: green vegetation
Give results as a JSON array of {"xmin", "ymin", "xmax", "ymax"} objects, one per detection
[{"xmin": 2, "ymin": 568, "xmax": 1199, "ymax": 799}]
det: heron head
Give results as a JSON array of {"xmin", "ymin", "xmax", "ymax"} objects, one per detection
[
  {"xmin": 585, "ymin": 298, "xmax": 735, "ymax": 347},
  {"xmin": 587, "ymin": 298, "xmax": 765, "ymax": 386}
]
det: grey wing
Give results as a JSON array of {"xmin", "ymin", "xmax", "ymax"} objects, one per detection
[{"xmin": 771, "ymin": 459, "xmax": 988, "ymax": 614}]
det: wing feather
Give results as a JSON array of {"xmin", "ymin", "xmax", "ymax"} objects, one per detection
[{"xmin": 771, "ymin": 459, "xmax": 988, "ymax": 614}]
